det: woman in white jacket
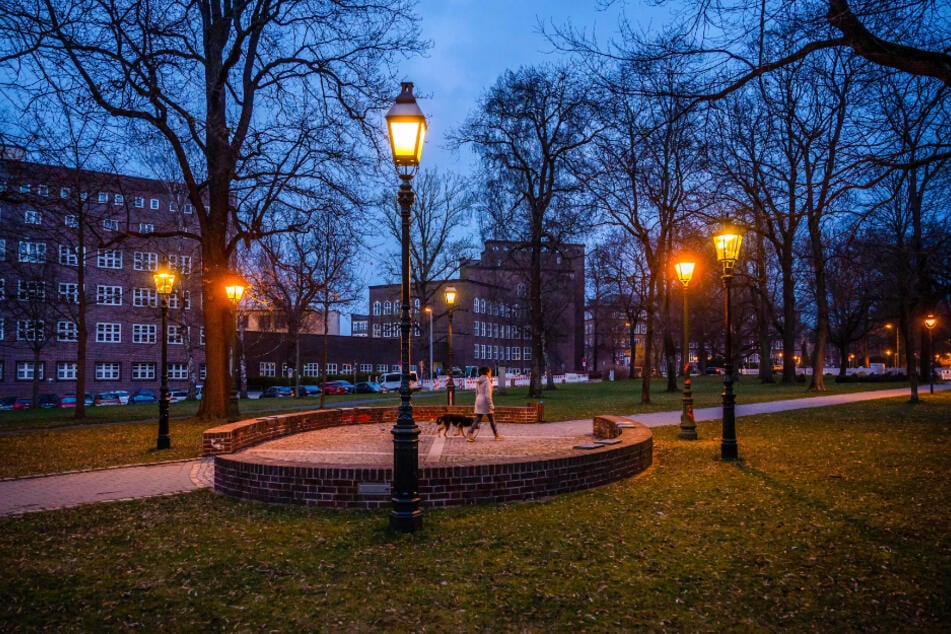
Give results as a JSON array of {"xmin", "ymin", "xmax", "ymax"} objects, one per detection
[{"xmin": 468, "ymin": 366, "xmax": 502, "ymax": 441}]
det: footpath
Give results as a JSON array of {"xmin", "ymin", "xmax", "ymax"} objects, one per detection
[{"xmin": 1, "ymin": 385, "xmax": 946, "ymax": 517}]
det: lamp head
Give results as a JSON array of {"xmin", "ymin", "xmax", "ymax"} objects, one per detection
[
  {"xmin": 925, "ymin": 315, "xmax": 937, "ymax": 330},
  {"xmin": 444, "ymin": 285, "xmax": 457, "ymax": 306},
  {"xmin": 712, "ymin": 222, "xmax": 743, "ymax": 276},
  {"xmin": 153, "ymin": 264, "xmax": 176, "ymax": 296},
  {"xmin": 224, "ymin": 274, "xmax": 247, "ymax": 304},
  {"xmin": 385, "ymin": 82, "xmax": 427, "ymax": 180},
  {"xmin": 674, "ymin": 259, "xmax": 696, "ymax": 288}
]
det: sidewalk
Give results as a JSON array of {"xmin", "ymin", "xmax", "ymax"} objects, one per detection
[{"xmin": 1, "ymin": 385, "xmax": 945, "ymax": 517}]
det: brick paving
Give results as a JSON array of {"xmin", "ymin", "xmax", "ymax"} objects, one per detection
[{"xmin": 1, "ymin": 385, "xmax": 945, "ymax": 517}]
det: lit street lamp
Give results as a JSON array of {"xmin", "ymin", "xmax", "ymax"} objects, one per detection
[
  {"xmin": 224, "ymin": 276, "xmax": 246, "ymax": 421},
  {"xmin": 153, "ymin": 263, "xmax": 176, "ymax": 450},
  {"xmin": 385, "ymin": 82, "xmax": 427, "ymax": 533},
  {"xmin": 674, "ymin": 257, "xmax": 696, "ymax": 440},
  {"xmin": 925, "ymin": 314, "xmax": 937, "ymax": 395},
  {"xmin": 424, "ymin": 306, "xmax": 433, "ymax": 385},
  {"xmin": 885, "ymin": 322, "xmax": 900, "ymax": 369},
  {"xmin": 444, "ymin": 286, "xmax": 457, "ymax": 406},
  {"xmin": 713, "ymin": 222, "xmax": 743, "ymax": 461}
]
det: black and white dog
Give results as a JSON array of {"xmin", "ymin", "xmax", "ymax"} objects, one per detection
[{"xmin": 434, "ymin": 414, "xmax": 474, "ymax": 438}]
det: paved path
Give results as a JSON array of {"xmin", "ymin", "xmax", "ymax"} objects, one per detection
[{"xmin": 1, "ymin": 385, "xmax": 945, "ymax": 517}]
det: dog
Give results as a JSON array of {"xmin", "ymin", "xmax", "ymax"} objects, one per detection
[{"xmin": 434, "ymin": 414, "xmax": 474, "ymax": 438}]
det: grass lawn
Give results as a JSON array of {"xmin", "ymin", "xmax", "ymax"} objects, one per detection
[{"xmin": 0, "ymin": 389, "xmax": 948, "ymax": 631}]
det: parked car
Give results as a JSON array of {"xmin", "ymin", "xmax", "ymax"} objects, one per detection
[
  {"xmin": 322, "ymin": 380, "xmax": 355, "ymax": 395},
  {"xmin": 57, "ymin": 394, "xmax": 79, "ymax": 408},
  {"xmin": 354, "ymin": 381, "xmax": 384, "ymax": 394},
  {"xmin": 131, "ymin": 389, "xmax": 157, "ymax": 404},
  {"xmin": 297, "ymin": 385, "xmax": 321, "ymax": 396},
  {"xmin": 95, "ymin": 392, "xmax": 121, "ymax": 406},
  {"xmin": 168, "ymin": 390, "xmax": 188, "ymax": 403},
  {"xmin": 84, "ymin": 393, "xmax": 95, "ymax": 407},
  {"xmin": 114, "ymin": 389, "xmax": 131, "ymax": 405},
  {"xmin": 378, "ymin": 372, "xmax": 420, "ymax": 392},
  {"xmin": 13, "ymin": 397, "xmax": 32, "ymax": 409},
  {"xmin": 260, "ymin": 386, "xmax": 294, "ymax": 398},
  {"xmin": 38, "ymin": 393, "xmax": 59, "ymax": 408},
  {"xmin": 0, "ymin": 396, "xmax": 15, "ymax": 410}
]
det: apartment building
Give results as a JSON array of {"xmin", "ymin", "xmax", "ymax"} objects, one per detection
[{"xmin": 0, "ymin": 155, "xmax": 205, "ymax": 398}]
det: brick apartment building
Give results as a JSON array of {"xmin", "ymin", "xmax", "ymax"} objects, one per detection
[{"xmin": 0, "ymin": 155, "xmax": 205, "ymax": 399}]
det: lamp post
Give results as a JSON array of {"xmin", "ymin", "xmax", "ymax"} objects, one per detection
[
  {"xmin": 385, "ymin": 82, "xmax": 427, "ymax": 533},
  {"xmin": 885, "ymin": 322, "xmax": 900, "ymax": 369},
  {"xmin": 224, "ymin": 276, "xmax": 246, "ymax": 421},
  {"xmin": 424, "ymin": 306, "xmax": 433, "ymax": 386},
  {"xmin": 674, "ymin": 258, "xmax": 696, "ymax": 440},
  {"xmin": 153, "ymin": 264, "xmax": 176, "ymax": 450},
  {"xmin": 444, "ymin": 286, "xmax": 457, "ymax": 406},
  {"xmin": 713, "ymin": 223, "xmax": 743, "ymax": 461},
  {"xmin": 925, "ymin": 315, "xmax": 937, "ymax": 395}
]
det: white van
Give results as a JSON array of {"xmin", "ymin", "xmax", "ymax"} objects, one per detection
[{"xmin": 378, "ymin": 371, "xmax": 420, "ymax": 392}]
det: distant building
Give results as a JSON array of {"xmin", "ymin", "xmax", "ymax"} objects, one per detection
[{"xmin": 0, "ymin": 157, "xmax": 205, "ymax": 397}]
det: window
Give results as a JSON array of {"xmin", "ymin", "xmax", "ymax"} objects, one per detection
[
  {"xmin": 132, "ymin": 288, "xmax": 157, "ymax": 308},
  {"xmin": 523, "ymin": 346, "xmax": 531, "ymax": 360},
  {"xmin": 303, "ymin": 362, "xmax": 320, "ymax": 377},
  {"xmin": 167, "ymin": 363, "xmax": 188, "ymax": 380},
  {"xmin": 37, "ymin": 184, "xmax": 48, "ymax": 196},
  {"xmin": 18, "ymin": 241, "xmax": 47, "ymax": 263},
  {"xmin": 150, "ymin": 198, "xmax": 159, "ymax": 210},
  {"xmin": 102, "ymin": 218, "xmax": 119, "ymax": 231},
  {"xmin": 0, "ymin": 317, "xmax": 4, "ymax": 339},
  {"xmin": 168, "ymin": 201, "xmax": 178, "ymax": 212},
  {"xmin": 134, "ymin": 196, "xmax": 144, "ymax": 208},
  {"xmin": 139, "ymin": 223, "xmax": 154, "ymax": 234},
  {"xmin": 95, "ymin": 362, "xmax": 121, "ymax": 381},
  {"xmin": 325, "ymin": 363, "xmax": 338, "ymax": 374},
  {"xmin": 57, "ymin": 361, "xmax": 78, "ymax": 381},
  {"xmin": 341, "ymin": 363, "xmax": 353, "ymax": 374},
  {"xmin": 473, "ymin": 297, "xmax": 480, "ymax": 313},
  {"xmin": 133, "ymin": 251, "xmax": 158, "ymax": 271},
  {"xmin": 96, "ymin": 322, "xmax": 121, "ymax": 343},
  {"xmin": 372, "ymin": 323, "xmax": 381, "ymax": 337},
  {"xmin": 17, "ymin": 280, "xmax": 46, "ymax": 301},
  {"xmin": 96, "ymin": 249, "xmax": 122, "ymax": 269},
  {"xmin": 0, "ymin": 280, "xmax": 4, "ymax": 301},
  {"xmin": 372, "ymin": 300, "xmax": 381, "ymax": 316},
  {"xmin": 260, "ymin": 361, "xmax": 276, "ymax": 377},
  {"xmin": 183, "ymin": 203, "xmax": 193, "ymax": 214},
  {"xmin": 360, "ymin": 363, "xmax": 373, "ymax": 373},
  {"xmin": 59, "ymin": 245, "xmax": 79, "ymax": 266},
  {"xmin": 24, "ymin": 210, "xmax": 41, "ymax": 224},
  {"xmin": 16, "ymin": 320, "xmax": 45, "ymax": 342},
  {"xmin": 168, "ymin": 253, "xmax": 192, "ymax": 274},
  {"xmin": 19, "ymin": 183, "xmax": 30, "ymax": 194},
  {"xmin": 132, "ymin": 362, "xmax": 156, "ymax": 381},
  {"xmin": 167, "ymin": 324, "xmax": 185, "ymax": 344},
  {"xmin": 17, "ymin": 361, "xmax": 43, "ymax": 381},
  {"xmin": 200, "ymin": 363, "xmax": 207, "ymax": 380},
  {"xmin": 0, "ymin": 238, "xmax": 4, "ymax": 260},
  {"xmin": 57, "ymin": 320, "xmax": 78, "ymax": 342},
  {"xmin": 64, "ymin": 214, "xmax": 78, "ymax": 228},
  {"xmin": 474, "ymin": 344, "xmax": 480, "ymax": 359},
  {"xmin": 132, "ymin": 323, "xmax": 157, "ymax": 344},
  {"xmin": 383, "ymin": 300, "xmax": 392, "ymax": 315},
  {"xmin": 60, "ymin": 187, "xmax": 70, "ymax": 199},
  {"xmin": 97, "ymin": 192, "xmax": 108, "ymax": 203},
  {"xmin": 168, "ymin": 290, "xmax": 190, "ymax": 310},
  {"xmin": 96, "ymin": 285, "xmax": 123, "ymax": 305},
  {"xmin": 114, "ymin": 193, "xmax": 124, "ymax": 205},
  {"xmin": 383, "ymin": 323, "xmax": 393, "ymax": 337}
]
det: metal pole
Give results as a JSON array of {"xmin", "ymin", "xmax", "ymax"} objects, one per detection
[
  {"xmin": 447, "ymin": 307, "xmax": 455, "ymax": 405},
  {"xmin": 390, "ymin": 180, "xmax": 421, "ymax": 532},
  {"xmin": 721, "ymin": 273, "xmax": 737, "ymax": 460},
  {"xmin": 429, "ymin": 310, "xmax": 433, "ymax": 385},
  {"xmin": 679, "ymin": 287, "xmax": 696, "ymax": 440},
  {"xmin": 157, "ymin": 297, "xmax": 171, "ymax": 449},
  {"xmin": 929, "ymin": 328, "xmax": 934, "ymax": 395}
]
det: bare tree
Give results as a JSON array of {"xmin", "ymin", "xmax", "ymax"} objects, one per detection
[
  {"xmin": 454, "ymin": 64, "xmax": 600, "ymax": 398},
  {"xmin": 0, "ymin": 0, "xmax": 425, "ymax": 419}
]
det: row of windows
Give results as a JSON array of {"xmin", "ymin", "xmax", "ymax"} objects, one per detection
[
  {"xmin": 258, "ymin": 362, "xmax": 392, "ymax": 378},
  {"xmin": 6, "ymin": 360, "xmax": 201, "ymax": 382},
  {"xmin": 372, "ymin": 322, "xmax": 423, "ymax": 338},
  {"xmin": 473, "ymin": 321, "xmax": 528, "ymax": 340},
  {"xmin": 5, "ymin": 242, "xmax": 193, "ymax": 273},
  {"xmin": 2, "ymin": 279, "xmax": 192, "ymax": 309},
  {"xmin": 371, "ymin": 298, "xmax": 422, "ymax": 316},
  {"xmin": 2, "ymin": 319, "xmax": 202, "ymax": 345},
  {"xmin": 369, "ymin": 297, "xmax": 524, "ymax": 319},
  {"xmin": 473, "ymin": 345, "xmax": 531, "ymax": 362},
  {"xmin": 13, "ymin": 182, "xmax": 195, "ymax": 214}
]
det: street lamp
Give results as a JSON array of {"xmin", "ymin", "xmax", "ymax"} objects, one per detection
[
  {"xmin": 712, "ymin": 222, "xmax": 743, "ymax": 461},
  {"xmin": 224, "ymin": 275, "xmax": 246, "ymax": 421},
  {"xmin": 424, "ymin": 306, "xmax": 433, "ymax": 385},
  {"xmin": 885, "ymin": 322, "xmax": 900, "ymax": 369},
  {"xmin": 925, "ymin": 314, "xmax": 937, "ymax": 395},
  {"xmin": 385, "ymin": 81, "xmax": 427, "ymax": 533},
  {"xmin": 152, "ymin": 263, "xmax": 176, "ymax": 450},
  {"xmin": 674, "ymin": 257, "xmax": 697, "ymax": 440},
  {"xmin": 444, "ymin": 285, "xmax": 457, "ymax": 406}
]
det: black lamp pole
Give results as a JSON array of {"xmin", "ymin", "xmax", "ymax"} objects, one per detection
[
  {"xmin": 447, "ymin": 306, "xmax": 456, "ymax": 406},
  {"xmin": 386, "ymin": 82, "xmax": 426, "ymax": 533},
  {"xmin": 157, "ymin": 293, "xmax": 171, "ymax": 450},
  {"xmin": 925, "ymin": 315, "xmax": 936, "ymax": 395},
  {"xmin": 713, "ymin": 225, "xmax": 742, "ymax": 461},
  {"xmin": 676, "ymin": 261, "xmax": 696, "ymax": 440}
]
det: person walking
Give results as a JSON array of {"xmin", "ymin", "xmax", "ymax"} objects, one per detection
[{"xmin": 468, "ymin": 366, "xmax": 503, "ymax": 441}]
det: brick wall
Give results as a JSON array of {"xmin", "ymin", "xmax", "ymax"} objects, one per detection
[{"xmin": 213, "ymin": 423, "xmax": 652, "ymax": 509}]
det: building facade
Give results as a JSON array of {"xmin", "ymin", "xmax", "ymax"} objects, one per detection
[{"xmin": 0, "ymin": 157, "xmax": 205, "ymax": 399}]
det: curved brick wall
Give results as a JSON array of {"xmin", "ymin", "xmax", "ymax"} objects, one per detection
[{"xmin": 213, "ymin": 423, "xmax": 652, "ymax": 509}]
